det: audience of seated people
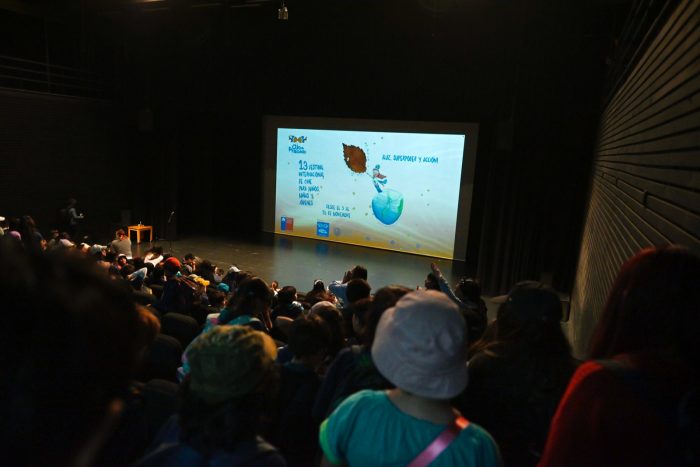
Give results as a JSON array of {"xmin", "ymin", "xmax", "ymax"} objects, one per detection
[{"xmin": 2, "ymin": 220, "xmax": 697, "ymax": 467}]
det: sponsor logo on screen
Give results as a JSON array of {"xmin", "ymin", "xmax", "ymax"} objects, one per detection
[
  {"xmin": 316, "ymin": 221, "xmax": 329, "ymax": 237},
  {"xmin": 288, "ymin": 134, "xmax": 307, "ymax": 154},
  {"xmin": 281, "ymin": 216, "xmax": 294, "ymax": 231}
]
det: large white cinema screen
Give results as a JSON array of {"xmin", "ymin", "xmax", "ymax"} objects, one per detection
[{"xmin": 262, "ymin": 117, "xmax": 478, "ymax": 260}]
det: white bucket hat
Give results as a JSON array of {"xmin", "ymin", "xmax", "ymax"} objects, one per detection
[{"xmin": 371, "ymin": 290, "xmax": 468, "ymax": 399}]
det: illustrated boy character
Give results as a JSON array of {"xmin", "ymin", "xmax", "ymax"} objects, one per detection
[{"xmin": 371, "ymin": 164, "xmax": 388, "ymax": 193}]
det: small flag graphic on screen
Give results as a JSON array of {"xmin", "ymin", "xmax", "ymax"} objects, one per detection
[{"xmin": 281, "ymin": 217, "xmax": 294, "ymax": 231}]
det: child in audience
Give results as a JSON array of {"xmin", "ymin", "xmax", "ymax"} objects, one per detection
[
  {"xmin": 539, "ymin": 246, "xmax": 700, "ymax": 466},
  {"xmin": 319, "ymin": 290, "xmax": 501, "ymax": 466},
  {"xmin": 270, "ymin": 315, "xmax": 331, "ymax": 466},
  {"xmin": 272, "ymin": 285, "xmax": 305, "ymax": 321},
  {"xmin": 308, "ymin": 301, "xmax": 345, "ymax": 365},
  {"xmin": 430, "ymin": 263, "xmax": 488, "ymax": 343},
  {"xmin": 313, "ymin": 286, "xmax": 408, "ymax": 419},
  {"xmin": 328, "ymin": 265, "xmax": 367, "ymax": 305},
  {"xmin": 110, "ymin": 228, "xmax": 133, "ymax": 257},
  {"xmin": 136, "ymin": 325, "xmax": 285, "ymax": 466},
  {"xmin": 305, "ymin": 279, "xmax": 337, "ymax": 306},
  {"xmin": 218, "ymin": 276, "xmax": 274, "ymax": 332},
  {"xmin": 458, "ymin": 281, "xmax": 576, "ymax": 466}
]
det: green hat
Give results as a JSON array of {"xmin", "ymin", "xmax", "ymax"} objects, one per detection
[{"xmin": 187, "ymin": 325, "xmax": 277, "ymax": 404}]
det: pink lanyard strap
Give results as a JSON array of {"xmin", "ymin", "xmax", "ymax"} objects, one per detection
[{"xmin": 407, "ymin": 416, "xmax": 470, "ymax": 467}]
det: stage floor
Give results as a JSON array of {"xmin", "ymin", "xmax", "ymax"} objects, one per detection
[
  {"xmin": 135, "ymin": 233, "xmax": 473, "ymax": 289},
  {"xmin": 134, "ymin": 233, "xmax": 499, "ymax": 319},
  {"xmin": 134, "ymin": 232, "xmax": 473, "ymax": 292}
]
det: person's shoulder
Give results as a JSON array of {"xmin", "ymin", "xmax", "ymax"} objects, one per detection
[
  {"xmin": 467, "ymin": 347, "xmax": 507, "ymax": 373},
  {"xmin": 337, "ymin": 389, "xmax": 388, "ymax": 410},
  {"xmin": 454, "ymin": 420, "xmax": 501, "ymax": 460},
  {"xmin": 330, "ymin": 346, "xmax": 360, "ymax": 369},
  {"xmin": 336, "ymin": 345, "xmax": 354, "ymax": 358},
  {"xmin": 461, "ymin": 419, "xmax": 498, "ymax": 444},
  {"xmin": 568, "ymin": 360, "xmax": 609, "ymax": 388}
]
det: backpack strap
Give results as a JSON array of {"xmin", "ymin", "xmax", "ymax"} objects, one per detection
[{"xmin": 407, "ymin": 416, "xmax": 469, "ymax": 467}]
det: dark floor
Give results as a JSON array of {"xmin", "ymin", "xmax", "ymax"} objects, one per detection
[
  {"xmin": 132, "ymin": 233, "xmax": 503, "ymax": 319},
  {"xmin": 134, "ymin": 232, "xmax": 476, "ymax": 291}
]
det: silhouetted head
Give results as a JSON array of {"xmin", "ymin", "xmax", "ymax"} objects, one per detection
[
  {"xmin": 0, "ymin": 239, "xmax": 142, "ymax": 465},
  {"xmin": 589, "ymin": 245, "xmax": 700, "ymax": 368},
  {"xmin": 346, "ymin": 278, "xmax": 371, "ymax": 304},
  {"xmin": 350, "ymin": 265, "xmax": 367, "ymax": 280}
]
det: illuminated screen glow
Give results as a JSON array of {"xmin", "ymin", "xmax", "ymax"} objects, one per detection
[{"xmin": 262, "ymin": 117, "xmax": 478, "ymax": 260}]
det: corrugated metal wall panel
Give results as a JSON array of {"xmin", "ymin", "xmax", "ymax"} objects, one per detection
[{"xmin": 567, "ymin": 0, "xmax": 700, "ymax": 358}]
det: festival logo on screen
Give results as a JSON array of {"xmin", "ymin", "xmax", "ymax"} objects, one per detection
[
  {"xmin": 280, "ymin": 216, "xmax": 294, "ymax": 231},
  {"xmin": 316, "ymin": 221, "xmax": 329, "ymax": 237},
  {"xmin": 288, "ymin": 135, "xmax": 307, "ymax": 154}
]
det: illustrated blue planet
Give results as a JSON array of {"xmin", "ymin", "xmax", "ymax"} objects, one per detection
[{"xmin": 372, "ymin": 189, "xmax": 404, "ymax": 225}]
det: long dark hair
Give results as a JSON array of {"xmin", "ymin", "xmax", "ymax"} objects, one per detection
[
  {"xmin": 220, "ymin": 277, "xmax": 272, "ymax": 323},
  {"xmin": 309, "ymin": 303, "xmax": 345, "ymax": 360},
  {"xmin": 19, "ymin": 215, "xmax": 40, "ymax": 249},
  {"xmin": 362, "ymin": 285, "xmax": 411, "ymax": 347},
  {"xmin": 470, "ymin": 282, "xmax": 573, "ymax": 378},
  {"xmin": 589, "ymin": 245, "xmax": 700, "ymax": 368}
]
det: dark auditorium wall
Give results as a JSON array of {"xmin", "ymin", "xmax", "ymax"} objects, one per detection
[
  {"xmin": 1, "ymin": 1, "xmax": 634, "ymax": 298},
  {"xmin": 566, "ymin": 0, "xmax": 700, "ymax": 358},
  {"xmin": 93, "ymin": 0, "xmax": 629, "ymax": 295},
  {"xmin": 0, "ymin": 89, "xmax": 129, "ymax": 239}
]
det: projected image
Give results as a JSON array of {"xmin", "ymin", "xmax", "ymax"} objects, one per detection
[
  {"xmin": 274, "ymin": 128, "xmax": 467, "ymax": 259},
  {"xmin": 343, "ymin": 144, "xmax": 404, "ymax": 225}
]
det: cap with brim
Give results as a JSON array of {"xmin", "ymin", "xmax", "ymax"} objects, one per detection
[{"xmin": 371, "ymin": 290, "xmax": 468, "ymax": 400}]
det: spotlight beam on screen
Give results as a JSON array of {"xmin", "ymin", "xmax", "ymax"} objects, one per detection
[{"xmin": 261, "ymin": 116, "xmax": 479, "ymax": 261}]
